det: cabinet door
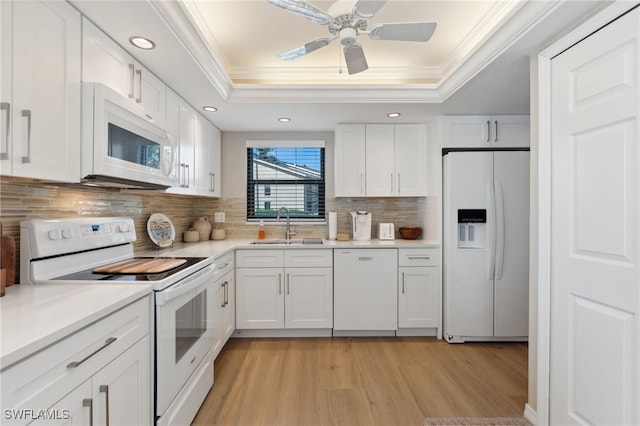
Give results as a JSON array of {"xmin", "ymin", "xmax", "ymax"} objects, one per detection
[
  {"xmin": 27, "ymin": 380, "xmax": 92, "ymax": 426},
  {"xmin": 137, "ymin": 66, "xmax": 165, "ymax": 122},
  {"xmin": 196, "ymin": 117, "xmax": 221, "ymax": 197},
  {"xmin": 82, "ymin": 18, "xmax": 134, "ymax": 100},
  {"xmin": 236, "ymin": 268, "xmax": 284, "ymax": 329},
  {"xmin": 166, "ymin": 93, "xmax": 198, "ymax": 195},
  {"xmin": 0, "ymin": 1, "xmax": 11, "ymax": 172},
  {"xmin": 442, "ymin": 115, "xmax": 491, "ymax": 148},
  {"xmin": 398, "ymin": 267, "xmax": 439, "ymax": 328},
  {"xmin": 92, "ymin": 336, "xmax": 151, "ymax": 426},
  {"xmin": 221, "ymin": 272, "xmax": 235, "ymax": 341},
  {"xmin": 334, "ymin": 124, "xmax": 366, "ymax": 197},
  {"xmin": 493, "ymin": 115, "xmax": 530, "ymax": 147},
  {"xmin": 365, "ymin": 124, "xmax": 396, "ymax": 196},
  {"xmin": 394, "ymin": 124, "xmax": 427, "ymax": 196},
  {"xmin": 285, "ymin": 267, "xmax": 333, "ymax": 329},
  {"xmin": 9, "ymin": 0, "xmax": 80, "ymax": 181}
]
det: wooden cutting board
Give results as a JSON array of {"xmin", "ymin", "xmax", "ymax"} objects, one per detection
[
  {"xmin": 1, "ymin": 223, "xmax": 16, "ymax": 286},
  {"xmin": 93, "ymin": 258, "xmax": 187, "ymax": 274}
]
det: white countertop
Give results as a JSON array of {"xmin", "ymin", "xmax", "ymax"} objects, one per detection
[
  {"xmin": 145, "ymin": 238, "xmax": 439, "ymax": 259},
  {"xmin": 0, "ymin": 284, "xmax": 152, "ymax": 369}
]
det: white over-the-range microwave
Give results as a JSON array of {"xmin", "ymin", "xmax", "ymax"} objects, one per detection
[{"xmin": 81, "ymin": 82, "xmax": 178, "ymax": 189}]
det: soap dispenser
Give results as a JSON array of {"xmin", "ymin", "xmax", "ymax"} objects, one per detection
[{"xmin": 258, "ymin": 220, "xmax": 266, "ymax": 240}]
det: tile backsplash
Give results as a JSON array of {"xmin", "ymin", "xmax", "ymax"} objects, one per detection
[{"xmin": 1, "ymin": 178, "xmax": 427, "ymax": 282}]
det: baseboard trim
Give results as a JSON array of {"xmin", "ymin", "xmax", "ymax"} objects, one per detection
[{"xmin": 524, "ymin": 403, "xmax": 537, "ymax": 425}]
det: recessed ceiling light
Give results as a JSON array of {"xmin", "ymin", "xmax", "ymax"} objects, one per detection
[
  {"xmin": 203, "ymin": 106, "xmax": 217, "ymax": 112},
  {"xmin": 278, "ymin": 117, "xmax": 291, "ymax": 123},
  {"xmin": 129, "ymin": 36, "xmax": 155, "ymax": 50},
  {"xmin": 387, "ymin": 112, "xmax": 401, "ymax": 118}
]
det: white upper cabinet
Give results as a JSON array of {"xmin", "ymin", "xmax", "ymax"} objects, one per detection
[
  {"xmin": 82, "ymin": 18, "xmax": 166, "ymax": 123},
  {"xmin": 335, "ymin": 124, "xmax": 367, "ymax": 197},
  {"xmin": 442, "ymin": 115, "xmax": 530, "ymax": 148},
  {"xmin": 335, "ymin": 123, "xmax": 427, "ymax": 197},
  {"xmin": 197, "ymin": 117, "xmax": 221, "ymax": 197},
  {"xmin": 166, "ymin": 89, "xmax": 198, "ymax": 195},
  {"xmin": 0, "ymin": 0, "xmax": 81, "ymax": 182}
]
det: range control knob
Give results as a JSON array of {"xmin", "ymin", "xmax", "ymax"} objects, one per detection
[
  {"xmin": 62, "ymin": 228, "xmax": 74, "ymax": 239},
  {"xmin": 48, "ymin": 229, "xmax": 63, "ymax": 240},
  {"xmin": 118, "ymin": 224, "xmax": 131, "ymax": 233}
]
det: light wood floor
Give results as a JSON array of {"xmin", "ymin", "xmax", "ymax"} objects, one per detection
[{"xmin": 192, "ymin": 337, "xmax": 528, "ymax": 426}]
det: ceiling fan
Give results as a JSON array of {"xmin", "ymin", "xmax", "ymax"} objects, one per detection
[{"xmin": 267, "ymin": 0, "xmax": 437, "ymax": 75}]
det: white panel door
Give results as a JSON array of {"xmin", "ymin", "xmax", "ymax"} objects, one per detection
[
  {"xmin": 365, "ymin": 124, "xmax": 396, "ymax": 196},
  {"xmin": 334, "ymin": 124, "xmax": 366, "ymax": 196},
  {"xmin": 394, "ymin": 124, "xmax": 427, "ymax": 196},
  {"xmin": 550, "ymin": 8, "xmax": 639, "ymax": 425},
  {"xmin": 285, "ymin": 267, "xmax": 332, "ymax": 329},
  {"xmin": 235, "ymin": 268, "xmax": 284, "ymax": 329}
]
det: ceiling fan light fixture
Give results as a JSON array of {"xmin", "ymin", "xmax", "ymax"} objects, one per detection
[{"xmin": 344, "ymin": 43, "xmax": 368, "ymax": 75}]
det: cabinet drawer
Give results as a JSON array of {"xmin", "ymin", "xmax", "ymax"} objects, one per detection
[
  {"xmin": 285, "ymin": 249, "xmax": 332, "ymax": 268},
  {"xmin": 398, "ymin": 248, "xmax": 439, "ymax": 267},
  {"xmin": 236, "ymin": 249, "xmax": 284, "ymax": 268},
  {"xmin": 215, "ymin": 251, "xmax": 235, "ymax": 277},
  {"xmin": 1, "ymin": 296, "xmax": 150, "ymax": 417}
]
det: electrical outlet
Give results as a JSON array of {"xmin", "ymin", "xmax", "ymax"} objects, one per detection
[{"xmin": 214, "ymin": 212, "xmax": 225, "ymax": 223}]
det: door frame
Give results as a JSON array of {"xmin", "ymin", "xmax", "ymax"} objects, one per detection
[{"xmin": 535, "ymin": 2, "xmax": 639, "ymax": 424}]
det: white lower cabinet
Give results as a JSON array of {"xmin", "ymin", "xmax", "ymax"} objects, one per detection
[
  {"xmin": 397, "ymin": 248, "xmax": 440, "ymax": 329},
  {"xmin": 235, "ymin": 249, "xmax": 333, "ymax": 330},
  {"xmin": 1, "ymin": 296, "xmax": 151, "ymax": 426},
  {"xmin": 212, "ymin": 252, "xmax": 235, "ymax": 359}
]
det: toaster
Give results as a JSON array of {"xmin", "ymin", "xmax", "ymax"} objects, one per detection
[{"xmin": 378, "ymin": 223, "xmax": 395, "ymax": 240}]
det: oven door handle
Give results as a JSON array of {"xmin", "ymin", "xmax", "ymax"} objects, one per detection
[{"xmin": 155, "ymin": 265, "xmax": 215, "ymax": 306}]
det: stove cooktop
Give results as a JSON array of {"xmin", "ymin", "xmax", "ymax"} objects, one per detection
[{"xmin": 51, "ymin": 257, "xmax": 208, "ymax": 282}]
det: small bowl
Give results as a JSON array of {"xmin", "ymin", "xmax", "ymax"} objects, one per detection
[{"xmin": 398, "ymin": 226, "xmax": 422, "ymax": 240}]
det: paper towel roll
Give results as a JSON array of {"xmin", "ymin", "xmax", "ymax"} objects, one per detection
[{"xmin": 328, "ymin": 211, "xmax": 337, "ymax": 240}]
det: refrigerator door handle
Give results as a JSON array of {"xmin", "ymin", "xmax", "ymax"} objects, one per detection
[
  {"xmin": 495, "ymin": 181, "xmax": 505, "ymax": 280},
  {"xmin": 487, "ymin": 181, "xmax": 496, "ymax": 280}
]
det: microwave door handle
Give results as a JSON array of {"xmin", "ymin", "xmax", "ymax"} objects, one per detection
[{"xmin": 155, "ymin": 265, "xmax": 214, "ymax": 306}]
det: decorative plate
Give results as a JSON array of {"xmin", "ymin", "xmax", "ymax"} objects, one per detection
[{"xmin": 147, "ymin": 213, "xmax": 175, "ymax": 248}]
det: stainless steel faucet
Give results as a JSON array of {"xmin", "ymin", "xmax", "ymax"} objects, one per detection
[{"xmin": 276, "ymin": 207, "xmax": 296, "ymax": 240}]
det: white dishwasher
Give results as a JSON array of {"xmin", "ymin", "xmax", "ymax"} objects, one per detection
[{"xmin": 333, "ymin": 248, "xmax": 398, "ymax": 331}]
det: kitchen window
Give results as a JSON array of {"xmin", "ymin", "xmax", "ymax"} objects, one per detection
[{"xmin": 246, "ymin": 140, "xmax": 325, "ymax": 221}]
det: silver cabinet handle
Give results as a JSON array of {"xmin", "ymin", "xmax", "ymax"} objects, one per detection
[
  {"xmin": 407, "ymin": 256, "xmax": 431, "ymax": 260},
  {"xmin": 286, "ymin": 273, "xmax": 290, "ymax": 295},
  {"xmin": 224, "ymin": 281, "xmax": 229, "ymax": 306},
  {"xmin": 1, "ymin": 102, "xmax": 9, "ymax": 160},
  {"xmin": 278, "ymin": 273, "xmax": 282, "ymax": 295},
  {"xmin": 135, "ymin": 69, "xmax": 142, "ymax": 104},
  {"xmin": 397, "ymin": 173, "xmax": 400, "ymax": 193},
  {"xmin": 83, "ymin": 399, "xmax": 94, "ymax": 426},
  {"xmin": 99, "ymin": 385, "xmax": 110, "ymax": 426},
  {"xmin": 221, "ymin": 282, "xmax": 226, "ymax": 308},
  {"xmin": 67, "ymin": 337, "xmax": 117, "ymax": 368},
  {"xmin": 494, "ymin": 120, "xmax": 498, "ymax": 142},
  {"xmin": 209, "ymin": 172, "xmax": 216, "ymax": 192},
  {"xmin": 185, "ymin": 163, "xmax": 190, "ymax": 188},
  {"xmin": 390, "ymin": 173, "xmax": 393, "ymax": 192},
  {"xmin": 128, "ymin": 64, "xmax": 135, "ymax": 99},
  {"xmin": 21, "ymin": 110, "xmax": 31, "ymax": 163},
  {"xmin": 486, "ymin": 120, "xmax": 491, "ymax": 143},
  {"xmin": 358, "ymin": 256, "xmax": 373, "ymax": 261},
  {"xmin": 402, "ymin": 272, "xmax": 405, "ymax": 294}
]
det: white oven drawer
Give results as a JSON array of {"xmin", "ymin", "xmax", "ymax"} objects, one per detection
[
  {"xmin": 398, "ymin": 248, "xmax": 439, "ymax": 267},
  {"xmin": 1, "ymin": 296, "xmax": 150, "ymax": 418}
]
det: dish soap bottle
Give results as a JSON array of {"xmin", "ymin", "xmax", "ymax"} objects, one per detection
[{"xmin": 258, "ymin": 220, "xmax": 266, "ymax": 240}]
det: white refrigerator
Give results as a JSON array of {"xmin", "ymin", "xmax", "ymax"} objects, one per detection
[{"xmin": 443, "ymin": 151, "xmax": 529, "ymax": 343}]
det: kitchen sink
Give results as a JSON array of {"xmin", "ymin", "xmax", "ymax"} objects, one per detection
[{"xmin": 250, "ymin": 238, "xmax": 323, "ymax": 245}]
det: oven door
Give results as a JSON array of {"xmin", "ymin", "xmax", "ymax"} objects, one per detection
[{"xmin": 155, "ymin": 265, "xmax": 215, "ymax": 416}]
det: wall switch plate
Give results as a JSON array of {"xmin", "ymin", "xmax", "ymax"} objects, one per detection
[{"xmin": 214, "ymin": 212, "xmax": 225, "ymax": 223}]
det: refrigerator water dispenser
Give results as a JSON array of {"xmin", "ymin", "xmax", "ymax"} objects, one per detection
[{"xmin": 457, "ymin": 209, "xmax": 486, "ymax": 249}]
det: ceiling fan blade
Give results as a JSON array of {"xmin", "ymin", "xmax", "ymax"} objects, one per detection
[
  {"xmin": 353, "ymin": 0, "xmax": 386, "ymax": 20},
  {"xmin": 277, "ymin": 38, "xmax": 332, "ymax": 61},
  {"xmin": 267, "ymin": 0, "xmax": 333, "ymax": 25},
  {"xmin": 368, "ymin": 22, "xmax": 437, "ymax": 42},
  {"xmin": 344, "ymin": 43, "xmax": 368, "ymax": 75}
]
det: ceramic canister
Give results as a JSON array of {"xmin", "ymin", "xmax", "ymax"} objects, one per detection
[{"xmin": 192, "ymin": 216, "xmax": 212, "ymax": 241}]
